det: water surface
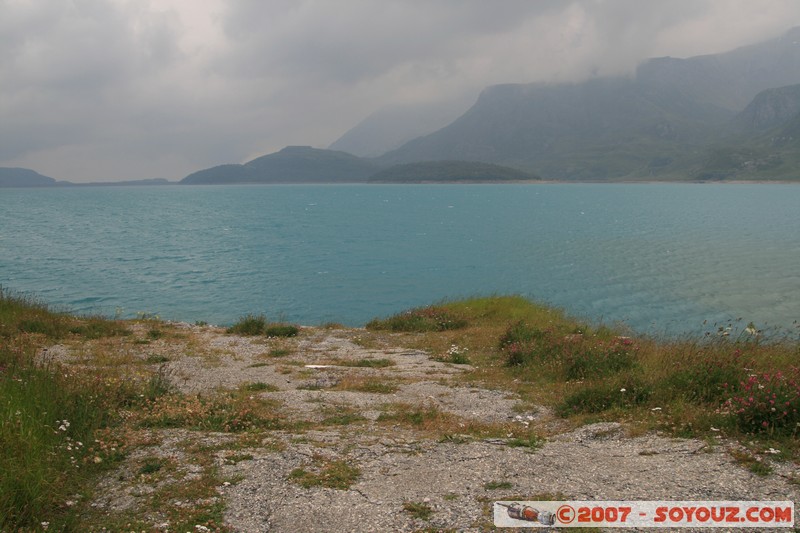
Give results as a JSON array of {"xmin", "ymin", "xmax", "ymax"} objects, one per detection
[{"xmin": 1, "ymin": 183, "xmax": 798, "ymax": 335}]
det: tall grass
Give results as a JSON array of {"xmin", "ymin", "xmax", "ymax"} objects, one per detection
[{"xmin": 0, "ymin": 289, "xmax": 148, "ymax": 530}]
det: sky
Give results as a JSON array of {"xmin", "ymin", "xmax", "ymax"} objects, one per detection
[{"xmin": 3, "ymin": 0, "xmax": 800, "ymax": 182}]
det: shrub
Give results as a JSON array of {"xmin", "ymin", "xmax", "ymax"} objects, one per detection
[
  {"xmin": 499, "ymin": 323, "xmax": 559, "ymax": 366},
  {"xmin": 226, "ymin": 314, "xmax": 267, "ymax": 336},
  {"xmin": 726, "ymin": 370, "xmax": 800, "ymax": 435},
  {"xmin": 661, "ymin": 350, "xmax": 746, "ymax": 403},
  {"xmin": 366, "ymin": 306, "xmax": 467, "ymax": 332},
  {"xmin": 562, "ymin": 337, "xmax": 637, "ymax": 380},
  {"xmin": 264, "ymin": 324, "xmax": 299, "ymax": 338},
  {"xmin": 226, "ymin": 315, "xmax": 299, "ymax": 337},
  {"xmin": 499, "ymin": 322, "xmax": 635, "ymax": 378},
  {"xmin": 556, "ymin": 376, "xmax": 652, "ymax": 415}
]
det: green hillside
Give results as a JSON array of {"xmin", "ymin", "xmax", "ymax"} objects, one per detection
[
  {"xmin": 181, "ymin": 146, "xmax": 383, "ymax": 184},
  {"xmin": 369, "ymin": 161, "xmax": 539, "ymax": 182}
]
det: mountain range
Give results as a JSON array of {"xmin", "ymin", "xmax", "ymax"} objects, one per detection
[
  {"xmin": 372, "ymin": 27, "xmax": 800, "ymax": 181},
  {"xmin": 5, "ymin": 27, "xmax": 800, "ymax": 186}
]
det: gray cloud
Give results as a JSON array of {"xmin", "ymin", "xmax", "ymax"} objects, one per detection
[{"xmin": 2, "ymin": 0, "xmax": 800, "ymax": 182}]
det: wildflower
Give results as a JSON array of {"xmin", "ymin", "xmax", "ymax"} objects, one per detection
[
  {"xmin": 619, "ymin": 388, "xmax": 626, "ymax": 393},
  {"xmin": 41, "ymin": 522, "xmax": 49, "ymax": 530}
]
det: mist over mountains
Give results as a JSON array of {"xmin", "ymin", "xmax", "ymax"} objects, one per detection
[
  {"xmin": 371, "ymin": 27, "xmax": 800, "ymax": 180},
  {"xmin": 6, "ymin": 27, "xmax": 800, "ymax": 186}
]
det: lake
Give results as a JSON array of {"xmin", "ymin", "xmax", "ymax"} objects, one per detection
[{"xmin": 1, "ymin": 183, "xmax": 798, "ymax": 336}]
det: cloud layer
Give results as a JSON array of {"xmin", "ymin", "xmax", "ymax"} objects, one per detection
[{"xmin": 3, "ymin": 0, "xmax": 800, "ymax": 181}]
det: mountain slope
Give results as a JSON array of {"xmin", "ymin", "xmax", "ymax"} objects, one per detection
[
  {"xmin": 380, "ymin": 78, "xmax": 732, "ymax": 180},
  {"xmin": 368, "ymin": 161, "xmax": 539, "ymax": 182},
  {"xmin": 328, "ymin": 100, "xmax": 472, "ymax": 157},
  {"xmin": 734, "ymin": 84, "xmax": 800, "ymax": 132},
  {"xmin": 693, "ymin": 85, "xmax": 800, "ymax": 180},
  {"xmin": 379, "ymin": 27, "xmax": 800, "ymax": 181}
]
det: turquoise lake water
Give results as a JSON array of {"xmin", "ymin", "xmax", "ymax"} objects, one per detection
[{"xmin": 1, "ymin": 183, "xmax": 798, "ymax": 335}]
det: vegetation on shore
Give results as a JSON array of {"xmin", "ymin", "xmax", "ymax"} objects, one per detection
[
  {"xmin": 0, "ymin": 289, "xmax": 141, "ymax": 530},
  {"xmin": 2, "ymin": 289, "xmax": 798, "ymax": 530},
  {"xmin": 368, "ymin": 296, "xmax": 800, "ymax": 459}
]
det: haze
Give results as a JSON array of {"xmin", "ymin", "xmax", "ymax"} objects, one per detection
[{"xmin": 3, "ymin": 0, "xmax": 800, "ymax": 182}]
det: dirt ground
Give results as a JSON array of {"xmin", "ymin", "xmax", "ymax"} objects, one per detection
[{"xmin": 51, "ymin": 323, "xmax": 799, "ymax": 532}]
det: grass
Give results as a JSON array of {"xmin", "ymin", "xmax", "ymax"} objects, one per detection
[
  {"xmin": 226, "ymin": 314, "xmax": 299, "ymax": 337},
  {"xmin": 403, "ymin": 501, "xmax": 434, "ymax": 520},
  {"xmin": 138, "ymin": 457, "xmax": 167, "ymax": 475},
  {"xmin": 367, "ymin": 295, "xmax": 800, "ymax": 458},
  {"xmin": 339, "ymin": 357, "xmax": 395, "ymax": 368},
  {"xmin": 138, "ymin": 392, "xmax": 292, "ymax": 432},
  {"xmin": 3, "ymin": 289, "xmax": 799, "ymax": 529},
  {"xmin": 288, "ymin": 457, "xmax": 361, "ymax": 490},
  {"xmin": 366, "ymin": 305, "xmax": 468, "ymax": 332},
  {"xmin": 505, "ymin": 435, "xmax": 545, "ymax": 451},
  {"xmin": 484, "ymin": 481, "xmax": 513, "ymax": 490},
  {"xmin": 241, "ymin": 381, "xmax": 279, "ymax": 392},
  {"xmin": 318, "ymin": 404, "xmax": 369, "ymax": 426},
  {"xmin": 0, "ymin": 289, "xmax": 161, "ymax": 531},
  {"xmin": 332, "ymin": 376, "xmax": 400, "ymax": 394}
]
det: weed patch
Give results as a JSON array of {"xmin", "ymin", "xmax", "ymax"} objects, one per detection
[
  {"xmin": 506, "ymin": 435, "xmax": 544, "ymax": 451},
  {"xmin": 140, "ymin": 393, "xmax": 289, "ymax": 432},
  {"xmin": 288, "ymin": 457, "xmax": 360, "ymax": 490},
  {"xmin": 403, "ymin": 501, "xmax": 434, "ymax": 520},
  {"xmin": 484, "ymin": 481, "xmax": 513, "ymax": 490},
  {"xmin": 340, "ymin": 358, "xmax": 395, "ymax": 368},
  {"xmin": 333, "ymin": 376, "xmax": 399, "ymax": 394},
  {"xmin": 241, "ymin": 382, "xmax": 279, "ymax": 392}
]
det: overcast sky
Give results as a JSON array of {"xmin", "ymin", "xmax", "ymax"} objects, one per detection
[{"xmin": 3, "ymin": 0, "xmax": 800, "ymax": 182}]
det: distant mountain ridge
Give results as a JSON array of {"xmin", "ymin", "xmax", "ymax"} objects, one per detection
[
  {"xmin": 181, "ymin": 146, "xmax": 382, "ymax": 184},
  {"xmin": 180, "ymin": 147, "xmax": 536, "ymax": 184},
  {"xmin": 373, "ymin": 27, "xmax": 800, "ymax": 181}
]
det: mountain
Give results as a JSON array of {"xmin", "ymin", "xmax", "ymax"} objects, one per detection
[
  {"xmin": 329, "ymin": 100, "xmax": 472, "ymax": 157},
  {"xmin": 380, "ymin": 78, "xmax": 732, "ymax": 180},
  {"xmin": 734, "ymin": 84, "xmax": 800, "ymax": 132},
  {"xmin": 369, "ymin": 161, "xmax": 539, "ymax": 182},
  {"xmin": 0, "ymin": 167, "xmax": 56, "ymax": 187},
  {"xmin": 636, "ymin": 27, "xmax": 800, "ymax": 112},
  {"xmin": 692, "ymin": 84, "xmax": 800, "ymax": 180},
  {"xmin": 181, "ymin": 146, "xmax": 383, "ymax": 184},
  {"xmin": 379, "ymin": 27, "xmax": 800, "ymax": 181}
]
